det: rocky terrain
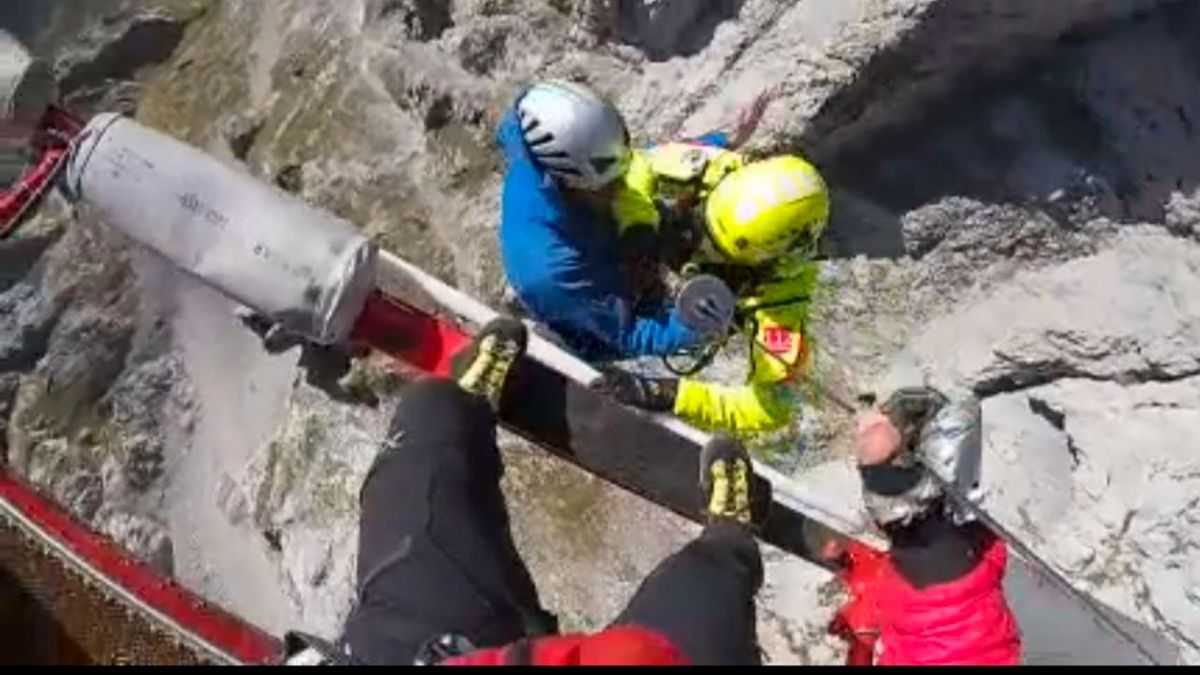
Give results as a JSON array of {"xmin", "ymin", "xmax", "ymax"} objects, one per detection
[{"xmin": 2, "ymin": 0, "xmax": 1199, "ymax": 664}]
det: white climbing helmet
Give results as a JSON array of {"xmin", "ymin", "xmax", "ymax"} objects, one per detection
[{"xmin": 516, "ymin": 80, "xmax": 630, "ymax": 191}]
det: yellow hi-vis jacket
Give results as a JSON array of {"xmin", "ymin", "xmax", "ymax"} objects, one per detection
[{"xmin": 612, "ymin": 141, "xmax": 820, "ymax": 434}]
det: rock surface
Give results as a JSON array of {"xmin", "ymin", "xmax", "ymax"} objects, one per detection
[
  {"xmin": 2, "ymin": 0, "xmax": 1199, "ymax": 664},
  {"xmin": 894, "ymin": 230, "xmax": 1200, "ymax": 662}
]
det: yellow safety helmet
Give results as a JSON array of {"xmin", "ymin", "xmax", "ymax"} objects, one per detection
[{"xmin": 703, "ymin": 155, "xmax": 830, "ymax": 265}]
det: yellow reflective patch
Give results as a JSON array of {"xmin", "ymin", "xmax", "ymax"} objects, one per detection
[
  {"xmin": 733, "ymin": 461, "xmax": 750, "ymax": 524},
  {"xmin": 648, "ymin": 143, "xmax": 716, "ymax": 182},
  {"xmin": 458, "ymin": 334, "xmax": 495, "ymax": 392},
  {"xmin": 709, "ymin": 460, "xmax": 729, "ymax": 515}
]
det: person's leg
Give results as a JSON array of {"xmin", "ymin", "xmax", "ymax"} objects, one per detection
[
  {"xmin": 341, "ymin": 322, "xmax": 552, "ymax": 664},
  {"xmin": 613, "ymin": 520, "xmax": 763, "ymax": 665},
  {"xmin": 612, "ymin": 435, "xmax": 765, "ymax": 665}
]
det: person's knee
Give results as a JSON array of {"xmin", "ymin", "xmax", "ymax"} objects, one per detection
[
  {"xmin": 698, "ymin": 521, "xmax": 764, "ymax": 586},
  {"xmin": 366, "ymin": 379, "xmax": 500, "ymax": 491},
  {"xmin": 387, "ymin": 378, "xmax": 490, "ymax": 441},
  {"xmin": 399, "ymin": 377, "xmax": 477, "ymax": 413}
]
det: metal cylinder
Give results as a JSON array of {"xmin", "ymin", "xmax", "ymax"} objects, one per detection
[
  {"xmin": 65, "ymin": 114, "xmax": 378, "ymax": 344},
  {"xmin": 0, "ymin": 30, "xmax": 56, "ymax": 185}
]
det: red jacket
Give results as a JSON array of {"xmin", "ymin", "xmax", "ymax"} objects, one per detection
[
  {"xmin": 875, "ymin": 536, "xmax": 1021, "ymax": 665},
  {"xmin": 445, "ymin": 626, "xmax": 688, "ymax": 666}
]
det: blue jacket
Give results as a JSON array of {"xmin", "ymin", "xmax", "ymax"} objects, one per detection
[{"xmin": 496, "ymin": 108, "xmax": 702, "ymax": 360}]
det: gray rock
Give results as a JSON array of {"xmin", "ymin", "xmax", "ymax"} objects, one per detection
[
  {"xmin": 819, "ymin": 2, "xmax": 1200, "ymax": 314},
  {"xmin": 982, "ymin": 378, "xmax": 1200, "ymax": 662},
  {"xmin": 366, "ymin": 0, "xmax": 454, "ymax": 43},
  {"xmin": 901, "ymin": 198, "xmax": 1102, "ymax": 304},
  {"xmin": 104, "ymin": 349, "xmax": 190, "ymax": 468},
  {"xmin": 121, "ymin": 434, "xmax": 163, "ymax": 492},
  {"xmin": 907, "ymin": 230, "xmax": 1200, "ymax": 396},
  {"xmin": 100, "ymin": 454, "xmax": 132, "ymax": 507},
  {"xmin": 1062, "ymin": 4, "xmax": 1200, "ymax": 224},
  {"xmin": 37, "ymin": 308, "xmax": 134, "ymax": 419},
  {"xmin": 25, "ymin": 438, "xmax": 68, "ymax": 488},
  {"xmin": 52, "ymin": 4, "xmax": 194, "ymax": 114},
  {"xmin": 222, "ymin": 112, "xmax": 265, "ymax": 162},
  {"xmin": 236, "ymin": 382, "xmax": 390, "ymax": 632},
  {"xmin": 0, "ymin": 373, "xmax": 18, "ymax": 461},
  {"xmin": 215, "ymin": 471, "xmax": 250, "ymax": 526},
  {"xmin": 1165, "ymin": 189, "xmax": 1200, "ymax": 241},
  {"xmin": 97, "ymin": 508, "xmax": 175, "ymax": 576},
  {"xmin": 790, "ymin": 0, "xmax": 1171, "ymax": 162},
  {"xmin": 979, "ymin": 393, "xmax": 1076, "ymax": 539},
  {"xmin": 58, "ymin": 469, "xmax": 104, "ymax": 522},
  {"xmin": 0, "ymin": 280, "xmax": 57, "ymax": 372},
  {"xmin": 611, "ymin": 0, "xmax": 742, "ymax": 61}
]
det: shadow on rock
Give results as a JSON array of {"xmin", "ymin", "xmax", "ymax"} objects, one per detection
[
  {"xmin": 800, "ymin": 3, "xmax": 1200, "ymax": 262},
  {"xmin": 614, "ymin": 0, "xmax": 744, "ymax": 62},
  {"xmin": 0, "ymin": 231, "xmax": 63, "ymax": 292}
]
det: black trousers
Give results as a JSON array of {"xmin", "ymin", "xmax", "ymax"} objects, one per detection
[{"xmin": 340, "ymin": 379, "xmax": 763, "ymax": 665}]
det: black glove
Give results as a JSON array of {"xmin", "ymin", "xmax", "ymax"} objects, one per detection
[
  {"xmin": 592, "ymin": 367, "xmax": 678, "ymax": 412},
  {"xmin": 236, "ymin": 309, "xmax": 306, "ymax": 354}
]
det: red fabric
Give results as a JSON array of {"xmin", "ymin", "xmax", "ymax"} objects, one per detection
[
  {"xmin": 445, "ymin": 627, "xmax": 689, "ymax": 666},
  {"xmin": 829, "ymin": 542, "xmax": 890, "ymax": 665},
  {"xmin": 350, "ymin": 292, "xmax": 472, "ymax": 378},
  {"xmin": 874, "ymin": 537, "xmax": 1021, "ymax": 666}
]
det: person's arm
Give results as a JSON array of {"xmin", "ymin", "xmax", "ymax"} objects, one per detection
[
  {"xmin": 671, "ymin": 296, "xmax": 811, "ymax": 433},
  {"xmin": 499, "ymin": 108, "xmax": 708, "ymax": 360},
  {"xmin": 505, "ymin": 245, "xmax": 705, "ymax": 362},
  {"xmin": 500, "ymin": 188, "xmax": 705, "ymax": 360},
  {"xmin": 595, "ymin": 365, "xmax": 796, "ymax": 433},
  {"xmin": 596, "ymin": 295, "xmax": 809, "ymax": 429},
  {"xmin": 672, "ymin": 378, "xmax": 794, "ymax": 433},
  {"xmin": 572, "ymin": 294, "xmax": 706, "ymax": 358}
]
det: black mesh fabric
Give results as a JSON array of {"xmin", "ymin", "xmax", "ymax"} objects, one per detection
[{"xmin": 0, "ymin": 509, "xmax": 216, "ymax": 665}]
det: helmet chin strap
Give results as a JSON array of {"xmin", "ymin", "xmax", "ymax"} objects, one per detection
[
  {"xmin": 693, "ymin": 234, "xmax": 724, "ymax": 265},
  {"xmin": 692, "ymin": 214, "xmax": 739, "ymax": 266}
]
